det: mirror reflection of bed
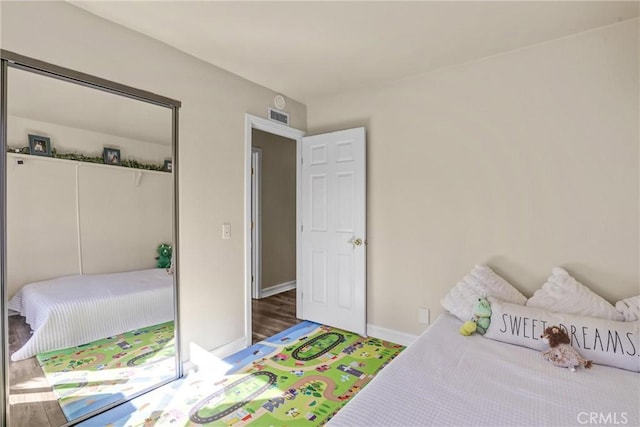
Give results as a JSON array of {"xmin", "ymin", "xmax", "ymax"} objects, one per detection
[{"xmin": 5, "ymin": 64, "xmax": 177, "ymax": 426}]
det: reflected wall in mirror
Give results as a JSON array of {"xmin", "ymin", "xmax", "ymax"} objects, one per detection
[{"xmin": 4, "ymin": 60, "xmax": 179, "ymax": 426}]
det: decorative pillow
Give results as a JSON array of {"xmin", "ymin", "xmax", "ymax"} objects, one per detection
[
  {"xmin": 526, "ymin": 268, "xmax": 624, "ymax": 321},
  {"xmin": 485, "ymin": 298, "xmax": 640, "ymax": 372},
  {"xmin": 616, "ymin": 296, "xmax": 640, "ymax": 322},
  {"xmin": 441, "ymin": 265, "xmax": 527, "ymax": 322}
]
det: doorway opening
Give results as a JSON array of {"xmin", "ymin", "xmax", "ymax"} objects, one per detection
[
  {"xmin": 245, "ymin": 115, "xmax": 367, "ymax": 344},
  {"xmin": 251, "ymin": 129, "xmax": 297, "ymax": 343},
  {"xmin": 244, "ymin": 115, "xmax": 305, "ymax": 346}
]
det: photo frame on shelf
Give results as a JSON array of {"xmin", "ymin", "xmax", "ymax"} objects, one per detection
[
  {"xmin": 164, "ymin": 159, "xmax": 172, "ymax": 172},
  {"xmin": 103, "ymin": 147, "xmax": 121, "ymax": 165},
  {"xmin": 28, "ymin": 134, "xmax": 52, "ymax": 157}
]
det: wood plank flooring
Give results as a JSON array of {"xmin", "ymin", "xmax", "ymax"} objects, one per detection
[
  {"xmin": 252, "ymin": 289, "xmax": 299, "ymax": 344},
  {"xmin": 8, "ymin": 315, "xmax": 67, "ymax": 427},
  {"xmin": 6, "ymin": 289, "xmax": 298, "ymax": 426}
]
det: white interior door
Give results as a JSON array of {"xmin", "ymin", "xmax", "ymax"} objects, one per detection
[{"xmin": 299, "ymin": 127, "xmax": 366, "ymax": 335}]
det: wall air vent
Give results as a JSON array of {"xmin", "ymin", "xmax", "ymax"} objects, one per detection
[{"xmin": 268, "ymin": 107, "xmax": 290, "ymax": 126}]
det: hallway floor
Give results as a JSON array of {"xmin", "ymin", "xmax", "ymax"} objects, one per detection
[{"xmin": 252, "ymin": 288, "xmax": 298, "ymax": 343}]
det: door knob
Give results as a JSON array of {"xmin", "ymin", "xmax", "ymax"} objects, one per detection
[{"xmin": 348, "ymin": 237, "xmax": 363, "ymax": 248}]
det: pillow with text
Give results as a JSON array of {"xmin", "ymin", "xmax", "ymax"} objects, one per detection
[{"xmin": 485, "ymin": 298, "xmax": 639, "ymax": 372}]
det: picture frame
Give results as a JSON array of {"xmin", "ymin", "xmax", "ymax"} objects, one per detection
[
  {"xmin": 164, "ymin": 159, "xmax": 173, "ymax": 172},
  {"xmin": 28, "ymin": 134, "xmax": 52, "ymax": 157},
  {"xmin": 103, "ymin": 147, "xmax": 121, "ymax": 165}
]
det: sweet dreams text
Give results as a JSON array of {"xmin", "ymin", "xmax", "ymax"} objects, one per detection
[{"xmin": 498, "ymin": 314, "xmax": 637, "ymax": 356}]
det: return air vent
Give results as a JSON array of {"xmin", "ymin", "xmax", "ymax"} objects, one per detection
[{"xmin": 268, "ymin": 107, "xmax": 290, "ymax": 126}]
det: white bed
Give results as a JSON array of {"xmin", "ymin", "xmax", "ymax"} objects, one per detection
[
  {"xmin": 328, "ymin": 313, "xmax": 640, "ymax": 427},
  {"xmin": 8, "ymin": 268, "xmax": 174, "ymax": 361}
]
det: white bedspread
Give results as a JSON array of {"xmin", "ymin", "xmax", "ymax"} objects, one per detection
[
  {"xmin": 329, "ymin": 313, "xmax": 640, "ymax": 427},
  {"xmin": 8, "ymin": 269, "xmax": 174, "ymax": 361}
]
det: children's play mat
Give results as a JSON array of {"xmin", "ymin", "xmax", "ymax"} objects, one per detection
[{"xmin": 81, "ymin": 321, "xmax": 405, "ymax": 426}]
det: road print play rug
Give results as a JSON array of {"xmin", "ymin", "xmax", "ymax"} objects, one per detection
[
  {"xmin": 82, "ymin": 321, "xmax": 405, "ymax": 426},
  {"xmin": 36, "ymin": 321, "xmax": 175, "ymax": 421}
]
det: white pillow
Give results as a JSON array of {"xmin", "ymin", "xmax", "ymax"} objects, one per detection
[
  {"xmin": 441, "ymin": 265, "xmax": 527, "ymax": 322},
  {"xmin": 485, "ymin": 298, "xmax": 640, "ymax": 372},
  {"xmin": 616, "ymin": 296, "xmax": 640, "ymax": 322},
  {"xmin": 526, "ymin": 268, "xmax": 624, "ymax": 321}
]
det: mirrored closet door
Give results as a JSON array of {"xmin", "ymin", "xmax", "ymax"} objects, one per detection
[{"xmin": 1, "ymin": 51, "xmax": 181, "ymax": 426}]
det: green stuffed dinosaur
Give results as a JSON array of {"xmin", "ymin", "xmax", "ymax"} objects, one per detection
[
  {"xmin": 459, "ymin": 297, "xmax": 492, "ymax": 336},
  {"xmin": 156, "ymin": 243, "xmax": 172, "ymax": 269}
]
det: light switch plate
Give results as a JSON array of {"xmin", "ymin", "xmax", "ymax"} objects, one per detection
[{"xmin": 418, "ymin": 308, "xmax": 430, "ymax": 325}]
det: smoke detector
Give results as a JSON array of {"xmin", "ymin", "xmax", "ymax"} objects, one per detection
[{"xmin": 274, "ymin": 94, "xmax": 286, "ymax": 109}]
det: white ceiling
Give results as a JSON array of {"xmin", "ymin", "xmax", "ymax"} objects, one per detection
[
  {"xmin": 71, "ymin": 1, "xmax": 639, "ymax": 103},
  {"xmin": 8, "ymin": 67, "xmax": 171, "ymax": 145}
]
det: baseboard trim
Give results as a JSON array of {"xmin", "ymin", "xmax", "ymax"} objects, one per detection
[
  {"xmin": 187, "ymin": 337, "xmax": 247, "ymax": 377},
  {"xmin": 260, "ymin": 280, "xmax": 296, "ymax": 298},
  {"xmin": 367, "ymin": 324, "xmax": 418, "ymax": 347},
  {"xmin": 210, "ymin": 336, "xmax": 248, "ymax": 359}
]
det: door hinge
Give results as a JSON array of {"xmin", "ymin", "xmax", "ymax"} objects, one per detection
[
  {"xmin": 251, "ymin": 221, "xmax": 254, "ymax": 230},
  {"xmin": 301, "ymin": 224, "xmax": 303, "ymax": 232},
  {"xmin": 251, "ymin": 167, "xmax": 254, "ymax": 176},
  {"xmin": 251, "ymin": 275, "xmax": 254, "ymax": 282},
  {"xmin": 301, "ymin": 157, "xmax": 304, "ymax": 165}
]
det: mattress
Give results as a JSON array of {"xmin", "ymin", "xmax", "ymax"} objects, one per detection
[
  {"xmin": 328, "ymin": 313, "xmax": 640, "ymax": 427},
  {"xmin": 8, "ymin": 268, "xmax": 174, "ymax": 361}
]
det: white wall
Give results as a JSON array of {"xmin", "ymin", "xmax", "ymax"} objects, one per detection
[
  {"xmin": 77, "ymin": 164, "xmax": 172, "ymax": 276},
  {"xmin": 307, "ymin": 19, "xmax": 639, "ymax": 335},
  {"xmin": 1, "ymin": 1, "xmax": 306, "ymax": 360},
  {"xmin": 6, "ymin": 154, "xmax": 79, "ymax": 298}
]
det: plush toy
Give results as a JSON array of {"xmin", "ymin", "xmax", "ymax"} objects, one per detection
[
  {"xmin": 459, "ymin": 297, "xmax": 492, "ymax": 336},
  {"xmin": 474, "ymin": 297, "xmax": 492, "ymax": 334},
  {"xmin": 155, "ymin": 243, "xmax": 172, "ymax": 269},
  {"xmin": 541, "ymin": 326, "xmax": 592, "ymax": 372},
  {"xmin": 459, "ymin": 318, "xmax": 478, "ymax": 336}
]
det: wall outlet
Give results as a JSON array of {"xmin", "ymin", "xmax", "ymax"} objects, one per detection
[
  {"xmin": 418, "ymin": 308, "xmax": 430, "ymax": 325},
  {"xmin": 222, "ymin": 223, "xmax": 231, "ymax": 239}
]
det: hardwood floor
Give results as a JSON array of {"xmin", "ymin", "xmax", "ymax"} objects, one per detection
[
  {"xmin": 252, "ymin": 289, "xmax": 300, "ymax": 344},
  {"xmin": 8, "ymin": 315, "xmax": 67, "ymax": 427}
]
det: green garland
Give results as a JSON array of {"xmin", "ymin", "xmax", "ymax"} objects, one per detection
[{"xmin": 7, "ymin": 146, "xmax": 168, "ymax": 172}]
